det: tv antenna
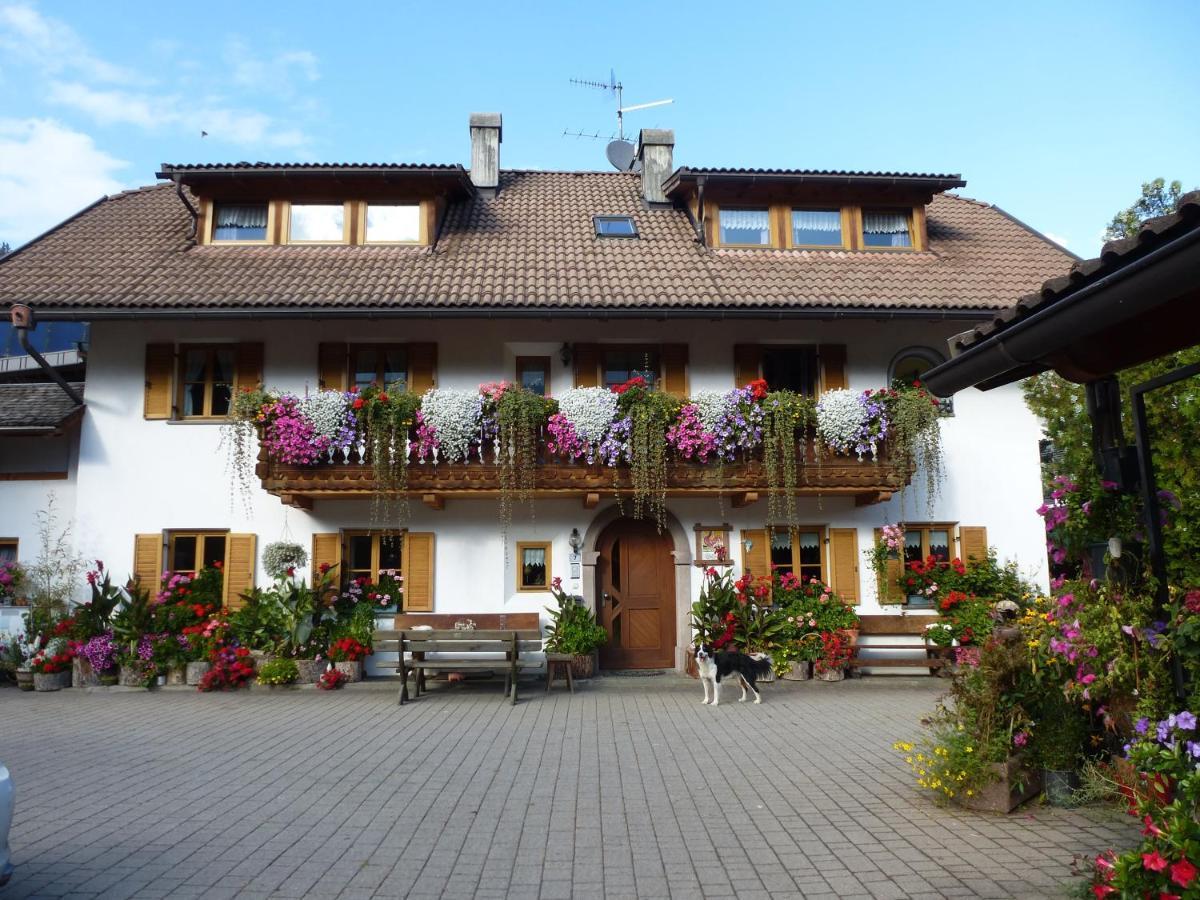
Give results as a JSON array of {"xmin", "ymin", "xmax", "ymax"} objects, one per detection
[{"xmin": 564, "ymin": 70, "xmax": 673, "ymax": 171}]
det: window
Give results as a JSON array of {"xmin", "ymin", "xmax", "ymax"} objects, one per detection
[
  {"xmin": 790, "ymin": 209, "xmax": 843, "ymax": 247},
  {"xmin": 902, "ymin": 525, "xmax": 954, "ymax": 565},
  {"xmin": 346, "ymin": 531, "xmax": 403, "ymax": 583},
  {"xmin": 179, "ymin": 346, "xmax": 235, "ymax": 418},
  {"xmin": 0, "ymin": 539, "xmax": 16, "ymax": 564},
  {"xmin": 351, "ymin": 344, "xmax": 408, "ymax": 391},
  {"xmin": 769, "ymin": 527, "xmax": 826, "ymax": 583},
  {"xmin": 889, "ymin": 346, "xmax": 953, "ymax": 414},
  {"xmin": 603, "ymin": 348, "xmax": 659, "ymax": 389},
  {"xmin": 593, "ymin": 215, "xmax": 638, "ymax": 238},
  {"xmin": 862, "ymin": 209, "xmax": 913, "ymax": 248},
  {"xmin": 517, "ymin": 541, "xmax": 552, "ymax": 592},
  {"xmin": 168, "ymin": 531, "xmax": 228, "ymax": 577},
  {"xmin": 366, "ymin": 204, "xmax": 420, "ymax": 243},
  {"xmin": 719, "ymin": 208, "xmax": 771, "ymax": 246},
  {"xmin": 288, "ymin": 204, "xmax": 346, "ymax": 243},
  {"xmin": 212, "ymin": 203, "xmax": 268, "ymax": 242},
  {"xmin": 761, "ymin": 347, "xmax": 818, "ymax": 396},
  {"xmin": 516, "ymin": 356, "xmax": 551, "ymax": 396}
]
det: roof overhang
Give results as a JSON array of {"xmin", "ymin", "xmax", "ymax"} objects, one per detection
[
  {"xmin": 663, "ymin": 167, "xmax": 966, "ymax": 201},
  {"xmin": 923, "ymin": 207, "xmax": 1200, "ymax": 396},
  {"xmin": 156, "ymin": 163, "xmax": 476, "ymax": 200}
]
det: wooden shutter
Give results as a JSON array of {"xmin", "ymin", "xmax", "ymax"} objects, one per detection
[
  {"xmin": 959, "ymin": 526, "xmax": 989, "ymax": 563},
  {"xmin": 818, "ymin": 344, "xmax": 847, "ymax": 394},
  {"xmin": 828, "ymin": 528, "xmax": 860, "ymax": 605},
  {"xmin": 144, "ymin": 343, "xmax": 174, "ymax": 419},
  {"xmin": 733, "ymin": 344, "xmax": 762, "ymax": 388},
  {"xmin": 660, "ymin": 343, "xmax": 689, "ymax": 398},
  {"xmin": 409, "ymin": 342, "xmax": 438, "ymax": 395},
  {"xmin": 874, "ymin": 527, "xmax": 904, "ymax": 604},
  {"xmin": 311, "ymin": 532, "xmax": 342, "ymax": 578},
  {"xmin": 318, "ymin": 342, "xmax": 348, "ymax": 391},
  {"xmin": 573, "ymin": 343, "xmax": 601, "ymax": 388},
  {"xmin": 235, "ymin": 342, "xmax": 264, "ymax": 393},
  {"xmin": 402, "ymin": 532, "xmax": 435, "ymax": 611},
  {"xmin": 740, "ymin": 528, "xmax": 768, "ymax": 579},
  {"xmin": 223, "ymin": 533, "xmax": 257, "ymax": 609},
  {"xmin": 132, "ymin": 533, "xmax": 163, "ymax": 591}
]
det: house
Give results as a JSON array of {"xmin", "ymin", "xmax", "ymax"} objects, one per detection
[{"xmin": 0, "ymin": 113, "xmax": 1072, "ymax": 672}]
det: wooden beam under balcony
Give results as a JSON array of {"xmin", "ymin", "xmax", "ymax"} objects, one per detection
[
  {"xmin": 583, "ymin": 492, "xmax": 600, "ymax": 509},
  {"xmin": 422, "ymin": 493, "xmax": 445, "ymax": 511},
  {"xmin": 279, "ymin": 493, "xmax": 313, "ymax": 511},
  {"xmin": 731, "ymin": 491, "xmax": 759, "ymax": 508}
]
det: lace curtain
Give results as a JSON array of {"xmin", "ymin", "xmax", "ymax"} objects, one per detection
[
  {"xmin": 213, "ymin": 204, "xmax": 268, "ymax": 241},
  {"xmin": 720, "ymin": 208, "xmax": 770, "ymax": 244},
  {"xmin": 863, "ymin": 211, "xmax": 912, "ymax": 247}
]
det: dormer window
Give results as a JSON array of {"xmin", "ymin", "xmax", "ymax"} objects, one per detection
[
  {"xmin": 212, "ymin": 204, "xmax": 268, "ymax": 242},
  {"xmin": 593, "ymin": 215, "xmax": 638, "ymax": 238},
  {"xmin": 791, "ymin": 209, "xmax": 843, "ymax": 248},
  {"xmin": 366, "ymin": 204, "xmax": 420, "ymax": 243},
  {"xmin": 862, "ymin": 209, "xmax": 913, "ymax": 248},
  {"xmin": 718, "ymin": 208, "xmax": 770, "ymax": 246},
  {"xmin": 288, "ymin": 204, "xmax": 347, "ymax": 243}
]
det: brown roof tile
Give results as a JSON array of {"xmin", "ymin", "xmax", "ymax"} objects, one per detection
[
  {"xmin": 0, "ymin": 171, "xmax": 1072, "ymax": 314},
  {"xmin": 0, "ymin": 382, "xmax": 84, "ymax": 428}
]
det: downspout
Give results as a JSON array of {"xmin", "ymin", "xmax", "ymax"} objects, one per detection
[
  {"xmin": 697, "ymin": 176, "xmax": 707, "ymax": 247},
  {"xmin": 172, "ymin": 176, "xmax": 200, "ymax": 241},
  {"xmin": 10, "ymin": 305, "xmax": 85, "ymax": 406}
]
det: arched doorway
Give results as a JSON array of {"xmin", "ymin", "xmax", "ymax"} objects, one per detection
[{"xmin": 595, "ymin": 518, "xmax": 676, "ymax": 670}]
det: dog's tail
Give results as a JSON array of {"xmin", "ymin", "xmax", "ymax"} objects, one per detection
[{"xmin": 750, "ymin": 655, "xmax": 773, "ymax": 679}]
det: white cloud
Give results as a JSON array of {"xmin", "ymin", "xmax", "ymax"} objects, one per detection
[
  {"xmin": 225, "ymin": 39, "xmax": 319, "ymax": 90},
  {"xmin": 0, "ymin": 118, "xmax": 127, "ymax": 245},
  {"xmin": 0, "ymin": 3, "xmax": 137, "ymax": 83},
  {"xmin": 46, "ymin": 82, "xmax": 166, "ymax": 129}
]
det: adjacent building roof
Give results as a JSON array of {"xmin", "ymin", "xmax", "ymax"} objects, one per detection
[
  {"xmin": 663, "ymin": 167, "xmax": 967, "ymax": 195},
  {"xmin": 0, "ymin": 382, "xmax": 84, "ymax": 430},
  {"xmin": 0, "ymin": 171, "xmax": 1072, "ymax": 318}
]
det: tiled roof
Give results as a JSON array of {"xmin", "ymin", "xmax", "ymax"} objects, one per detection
[
  {"xmin": 952, "ymin": 190, "xmax": 1200, "ymax": 351},
  {"xmin": 158, "ymin": 162, "xmax": 467, "ymax": 171},
  {"xmin": 0, "ymin": 382, "xmax": 84, "ymax": 429},
  {"xmin": 0, "ymin": 172, "xmax": 1072, "ymax": 314}
]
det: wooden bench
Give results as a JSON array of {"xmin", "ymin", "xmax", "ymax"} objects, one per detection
[
  {"xmin": 849, "ymin": 614, "xmax": 944, "ymax": 674},
  {"xmin": 373, "ymin": 613, "xmax": 542, "ymax": 705}
]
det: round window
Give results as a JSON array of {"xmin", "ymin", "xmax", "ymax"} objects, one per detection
[{"xmin": 889, "ymin": 347, "xmax": 944, "ymax": 387}]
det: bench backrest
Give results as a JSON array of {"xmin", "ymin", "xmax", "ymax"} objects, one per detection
[
  {"xmin": 858, "ymin": 615, "xmax": 938, "ymax": 636},
  {"xmin": 392, "ymin": 613, "xmax": 541, "ymax": 631},
  {"xmin": 374, "ymin": 628, "xmax": 542, "ymax": 654}
]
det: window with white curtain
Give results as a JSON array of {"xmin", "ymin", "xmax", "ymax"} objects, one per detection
[
  {"xmin": 719, "ymin": 208, "xmax": 771, "ymax": 246},
  {"xmin": 212, "ymin": 204, "xmax": 268, "ymax": 242},
  {"xmin": 791, "ymin": 209, "xmax": 843, "ymax": 247},
  {"xmin": 289, "ymin": 204, "xmax": 346, "ymax": 243},
  {"xmin": 862, "ymin": 209, "xmax": 913, "ymax": 248}
]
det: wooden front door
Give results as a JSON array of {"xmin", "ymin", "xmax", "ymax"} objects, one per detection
[{"xmin": 596, "ymin": 519, "xmax": 675, "ymax": 669}]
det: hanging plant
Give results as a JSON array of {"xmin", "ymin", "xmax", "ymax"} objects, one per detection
[
  {"xmin": 492, "ymin": 384, "xmax": 556, "ymax": 538},
  {"xmin": 262, "ymin": 541, "xmax": 308, "ymax": 579},
  {"xmin": 548, "ymin": 387, "xmax": 619, "ymax": 461},
  {"xmin": 419, "ymin": 389, "xmax": 483, "ymax": 463},
  {"xmin": 762, "ymin": 391, "xmax": 816, "ymax": 527},
  {"xmin": 221, "ymin": 386, "xmax": 269, "ymax": 513},
  {"xmin": 356, "ymin": 385, "xmax": 421, "ymax": 528},
  {"xmin": 885, "ymin": 381, "xmax": 946, "ymax": 512},
  {"xmin": 614, "ymin": 379, "xmax": 679, "ymax": 529}
]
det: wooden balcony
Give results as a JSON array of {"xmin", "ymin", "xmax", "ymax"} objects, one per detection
[{"xmin": 256, "ymin": 439, "xmax": 911, "ymax": 510}]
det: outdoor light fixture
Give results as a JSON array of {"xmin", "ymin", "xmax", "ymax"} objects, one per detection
[
  {"xmin": 568, "ymin": 527, "xmax": 584, "ymax": 554},
  {"xmin": 559, "ymin": 342, "xmax": 573, "ymax": 367},
  {"xmin": 1108, "ymin": 536, "xmax": 1123, "ymax": 559},
  {"xmin": 742, "ymin": 537, "xmax": 753, "ymax": 553}
]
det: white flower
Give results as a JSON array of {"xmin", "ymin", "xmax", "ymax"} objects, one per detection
[
  {"xmin": 816, "ymin": 389, "xmax": 867, "ymax": 456},
  {"xmin": 420, "ymin": 389, "xmax": 483, "ymax": 462},
  {"xmin": 556, "ymin": 388, "xmax": 619, "ymax": 446},
  {"xmin": 301, "ymin": 390, "xmax": 353, "ymax": 442},
  {"xmin": 692, "ymin": 390, "xmax": 729, "ymax": 434}
]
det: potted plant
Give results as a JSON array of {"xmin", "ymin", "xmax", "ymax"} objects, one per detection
[
  {"xmin": 30, "ymin": 638, "xmax": 73, "ymax": 690},
  {"xmin": 1033, "ymin": 692, "xmax": 1086, "ymax": 807},
  {"xmin": 318, "ymin": 666, "xmax": 349, "ymax": 690},
  {"xmin": 814, "ymin": 631, "xmax": 852, "ymax": 681},
  {"xmin": 923, "ymin": 621, "xmax": 957, "ymax": 677},
  {"xmin": 544, "ymin": 577, "xmax": 607, "ymax": 678},
  {"xmin": 77, "ymin": 631, "xmax": 120, "ymax": 687},
  {"xmin": 0, "ymin": 560, "xmax": 25, "ymax": 607},
  {"xmin": 256, "ymin": 658, "xmax": 300, "ymax": 689},
  {"xmin": 327, "ymin": 636, "xmax": 369, "ymax": 682},
  {"xmin": 10, "ymin": 632, "xmax": 38, "ymax": 691},
  {"xmin": 261, "ymin": 541, "xmax": 308, "ymax": 581}
]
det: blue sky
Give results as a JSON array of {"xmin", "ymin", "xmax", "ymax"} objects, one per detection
[{"xmin": 0, "ymin": 0, "xmax": 1197, "ymax": 256}]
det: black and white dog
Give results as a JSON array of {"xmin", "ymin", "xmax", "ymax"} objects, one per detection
[{"xmin": 695, "ymin": 644, "xmax": 772, "ymax": 706}]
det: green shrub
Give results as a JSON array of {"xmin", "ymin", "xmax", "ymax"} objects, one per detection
[{"xmin": 256, "ymin": 658, "xmax": 299, "ymax": 685}]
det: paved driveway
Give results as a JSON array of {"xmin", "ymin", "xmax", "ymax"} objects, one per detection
[{"xmin": 0, "ymin": 676, "xmax": 1135, "ymax": 899}]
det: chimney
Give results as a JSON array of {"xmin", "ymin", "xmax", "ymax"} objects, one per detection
[
  {"xmin": 469, "ymin": 112, "xmax": 502, "ymax": 196},
  {"xmin": 637, "ymin": 128, "xmax": 674, "ymax": 208}
]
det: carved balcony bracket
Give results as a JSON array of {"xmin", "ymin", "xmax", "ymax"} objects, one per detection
[{"xmin": 422, "ymin": 493, "xmax": 445, "ymax": 511}]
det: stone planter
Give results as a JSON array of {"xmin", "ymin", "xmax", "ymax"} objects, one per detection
[
  {"xmin": 119, "ymin": 664, "xmax": 152, "ymax": 687},
  {"xmin": 783, "ymin": 660, "xmax": 812, "ymax": 681},
  {"xmin": 814, "ymin": 667, "xmax": 845, "ymax": 682},
  {"xmin": 73, "ymin": 656, "xmax": 101, "ymax": 688},
  {"xmin": 334, "ymin": 660, "xmax": 362, "ymax": 683},
  {"xmin": 34, "ymin": 670, "xmax": 72, "ymax": 691},
  {"xmin": 957, "ymin": 756, "xmax": 1042, "ymax": 813},
  {"xmin": 569, "ymin": 654, "xmax": 595, "ymax": 680},
  {"xmin": 16, "ymin": 670, "xmax": 34, "ymax": 691},
  {"xmin": 98, "ymin": 673, "xmax": 119, "ymax": 686},
  {"xmin": 293, "ymin": 659, "xmax": 325, "ymax": 684},
  {"xmin": 165, "ymin": 665, "xmax": 187, "ymax": 686},
  {"xmin": 186, "ymin": 661, "xmax": 212, "ymax": 685}
]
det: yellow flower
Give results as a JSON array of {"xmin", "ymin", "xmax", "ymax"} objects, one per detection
[
  {"xmin": 966, "ymin": 789, "xmax": 974, "ymax": 797},
  {"xmin": 947, "ymin": 790, "xmax": 955, "ymax": 798},
  {"xmin": 1027, "ymin": 640, "xmax": 1039, "ymax": 648},
  {"xmin": 965, "ymin": 746, "xmax": 973, "ymax": 753},
  {"xmin": 904, "ymin": 757, "xmax": 913, "ymax": 764}
]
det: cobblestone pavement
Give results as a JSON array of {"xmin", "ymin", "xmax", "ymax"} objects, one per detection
[{"xmin": 0, "ymin": 675, "xmax": 1137, "ymax": 899}]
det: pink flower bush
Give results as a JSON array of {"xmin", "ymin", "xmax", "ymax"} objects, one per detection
[
  {"xmin": 666, "ymin": 404, "xmax": 717, "ymax": 461},
  {"xmin": 261, "ymin": 395, "xmax": 330, "ymax": 465}
]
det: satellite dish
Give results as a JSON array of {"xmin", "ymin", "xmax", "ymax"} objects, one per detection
[{"xmin": 605, "ymin": 139, "xmax": 636, "ymax": 172}]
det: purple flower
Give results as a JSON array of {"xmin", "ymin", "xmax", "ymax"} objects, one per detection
[
  {"xmin": 1157, "ymin": 720, "xmax": 1172, "ymax": 744},
  {"xmin": 1135, "ymin": 717, "xmax": 1150, "ymax": 735},
  {"xmin": 1178, "ymin": 711, "xmax": 1197, "ymax": 731}
]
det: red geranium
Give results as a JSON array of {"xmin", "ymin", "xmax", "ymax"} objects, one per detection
[
  {"xmin": 747, "ymin": 378, "xmax": 768, "ymax": 401},
  {"xmin": 328, "ymin": 637, "xmax": 369, "ymax": 662},
  {"xmin": 611, "ymin": 376, "xmax": 647, "ymax": 396}
]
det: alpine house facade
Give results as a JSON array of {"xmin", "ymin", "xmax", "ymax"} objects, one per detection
[{"xmin": 0, "ymin": 113, "xmax": 1072, "ymax": 672}]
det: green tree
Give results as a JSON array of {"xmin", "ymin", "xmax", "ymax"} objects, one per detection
[
  {"xmin": 1026, "ymin": 181, "xmax": 1200, "ymax": 585},
  {"xmin": 0, "ymin": 242, "xmax": 10, "ymax": 256},
  {"xmin": 1104, "ymin": 178, "xmax": 1191, "ymax": 241}
]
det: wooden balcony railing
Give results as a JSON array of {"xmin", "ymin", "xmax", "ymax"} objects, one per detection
[{"xmin": 255, "ymin": 436, "xmax": 911, "ymax": 510}]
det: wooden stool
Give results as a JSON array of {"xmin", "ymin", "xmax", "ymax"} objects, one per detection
[{"xmin": 545, "ymin": 653, "xmax": 575, "ymax": 694}]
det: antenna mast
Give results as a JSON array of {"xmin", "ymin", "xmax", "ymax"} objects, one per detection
[{"xmin": 567, "ymin": 70, "xmax": 673, "ymax": 143}]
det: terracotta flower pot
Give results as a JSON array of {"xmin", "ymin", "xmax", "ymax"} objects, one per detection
[
  {"xmin": 334, "ymin": 660, "xmax": 362, "ymax": 683},
  {"xmin": 34, "ymin": 670, "xmax": 72, "ymax": 691},
  {"xmin": 186, "ymin": 661, "xmax": 212, "ymax": 685},
  {"xmin": 293, "ymin": 659, "xmax": 325, "ymax": 684},
  {"xmin": 73, "ymin": 656, "xmax": 100, "ymax": 688},
  {"xmin": 16, "ymin": 670, "xmax": 33, "ymax": 691}
]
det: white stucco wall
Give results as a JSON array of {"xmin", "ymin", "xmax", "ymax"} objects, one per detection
[{"xmin": 0, "ymin": 316, "xmax": 1049, "ymax": 661}]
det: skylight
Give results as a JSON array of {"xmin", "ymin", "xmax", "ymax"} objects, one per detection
[{"xmin": 593, "ymin": 215, "xmax": 638, "ymax": 238}]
